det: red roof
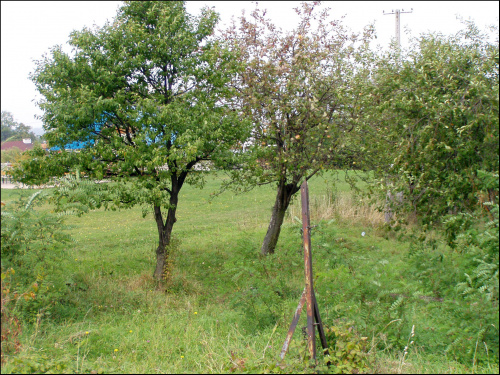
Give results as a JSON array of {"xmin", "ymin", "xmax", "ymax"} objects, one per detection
[{"xmin": 1, "ymin": 141, "xmax": 35, "ymax": 152}]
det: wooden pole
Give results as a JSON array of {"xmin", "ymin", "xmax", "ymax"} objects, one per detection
[
  {"xmin": 278, "ymin": 180, "xmax": 329, "ymax": 365},
  {"xmin": 301, "ymin": 180, "xmax": 316, "ymax": 361}
]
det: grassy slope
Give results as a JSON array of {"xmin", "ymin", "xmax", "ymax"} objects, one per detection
[{"xmin": 1, "ymin": 172, "xmax": 497, "ymax": 374}]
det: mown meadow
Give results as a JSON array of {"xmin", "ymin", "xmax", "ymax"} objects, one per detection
[{"xmin": 1, "ymin": 171, "xmax": 498, "ymax": 373}]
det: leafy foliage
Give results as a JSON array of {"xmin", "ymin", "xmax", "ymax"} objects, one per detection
[
  {"xmin": 17, "ymin": 0, "xmax": 250, "ymax": 280},
  {"xmin": 223, "ymin": 319, "xmax": 371, "ymax": 374},
  {"xmin": 1, "ymin": 191, "xmax": 75, "ymax": 364},
  {"xmin": 223, "ymin": 1, "xmax": 375, "ymax": 254},
  {"xmin": 405, "ymin": 221, "xmax": 498, "ymax": 365},
  {"xmin": 1, "ymin": 268, "xmax": 24, "ymax": 364},
  {"xmin": 1, "ymin": 191, "xmax": 72, "ymax": 284},
  {"xmin": 1, "ymin": 146, "xmax": 30, "ymax": 164},
  {"xmin": 353, "ymin": 23, "xmax": 499, "ymax": 366},
  {"xmin": 320, "ymin": 322, "xmax": 370, "ymax": 374},
  {"xmin": 2, "ymin": 6, "xmax": 498, "ymax": 373},
  {"xmin": 359, "ymin": 21, "xmax": 499, "ymax": 227},
  {"xmin": 455, "ymin": 195, "xmax": 498, "ymax": 309}
]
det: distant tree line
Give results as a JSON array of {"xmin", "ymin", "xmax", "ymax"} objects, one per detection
[{"xmin": 1, "ymin": 111, "xmax": 39, "ymax": 143}]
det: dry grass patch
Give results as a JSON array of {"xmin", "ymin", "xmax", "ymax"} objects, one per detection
[
  {"xmin": 287, "ymin": 191, "xmax": 385, "ymax": 227},
  {"xmin": 126, "ymin": 272, "xmax": 155, "ymax": 291}
]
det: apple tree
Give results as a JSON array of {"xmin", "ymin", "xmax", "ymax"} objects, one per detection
[{"xmin": 223, "ymin": 2, "xmax": 374, "ymax": 255}]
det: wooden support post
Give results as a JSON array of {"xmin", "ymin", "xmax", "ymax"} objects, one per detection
[
  {"xmin": 301, "ymin": 180, "xmax": 316, "ymax": 362},
  {"xmin": 279, "ymin": 288, "xmax": 306, "ymax": 361},
  {"xmin": 278, "ymin": 180, "xmax": 329, "ymax": 365}
]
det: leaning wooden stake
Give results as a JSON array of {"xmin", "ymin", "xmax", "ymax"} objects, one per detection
[
  {"xmin": 301, "ymin": 180, "xmax": 317, "ymax": 361},
  {"xmin": 279, "ymin": 180, "xmax": 328, "ymax": 364},
  {"xmin": 279, "ymin": 288, "xmax": 306, "ymax": 360}
]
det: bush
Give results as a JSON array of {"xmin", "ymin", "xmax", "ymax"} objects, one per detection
[
  {"xmin": 320, "ymin": 321, "xmax": 370, "ymax": 374},
  {"xmin": 1, "ymin": 191, "xmax": 73, "ymax": 323},
  {"xmin": 1, "ymin": 268, "xmax": 23, "ymax": 364},
  {"xmin": 406, "ymin": 177, "xmax": 499, "ymax": 366}
]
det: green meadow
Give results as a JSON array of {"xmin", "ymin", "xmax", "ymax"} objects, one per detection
[{"xmin": 1, "ymin": 172, "xmax": 498, "ymax": 374}]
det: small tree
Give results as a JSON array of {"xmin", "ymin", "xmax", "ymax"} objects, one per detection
[
  {"xmin": 16, "ymin": 1, "xmax": 248, "ymax": 280},
  {"xmin": 224, "ymin": 2, "xmax": 374, "ymax": 255}
]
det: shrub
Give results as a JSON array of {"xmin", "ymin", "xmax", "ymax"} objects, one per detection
[
  {"xmin": 319, "ymin": 321, "xmax": 371, "ymax": 374},
  {"xmin": 406, "ymin": 175, "xmax": 499, "ymax": 366},
  {"xmin": 1, "ymin": 268, "xmax": 23, "ymax": 364},
  {"xmin": 1, "ymin": 191, "xmax": 73, "ymax": 322}
]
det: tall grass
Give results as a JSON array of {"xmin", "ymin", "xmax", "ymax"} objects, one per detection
[
  {"xmin": 1, "ymin": 172, "xmax": 497, "ymax": 374},
  {"xmin": 287, "ymin": 190, "xmax": 385, "ymax": 227}
]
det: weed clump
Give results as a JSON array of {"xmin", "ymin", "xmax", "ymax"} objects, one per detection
[{"xmin": 1, "ymin": 191, "xmax": 75, "ymax": 363}]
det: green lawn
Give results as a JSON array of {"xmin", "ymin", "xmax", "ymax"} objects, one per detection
[{"xmin": 1, "ymin": 172, "xmax": 497, "ymax": 373}]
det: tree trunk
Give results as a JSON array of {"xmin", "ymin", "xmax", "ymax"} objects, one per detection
[
  {"xmin": 151, "ymin": 160, "xmax": 198, "ymax": 281},
  {"xmin": 153, "ymin": 204, "xmax": 177, "ymax": 281},
  {"xmin": 153, "ymin": 176, "xmax": 182, "ymax": 281},
  {"xmin": 261, "ymin": 179, "xmax": 300, "ymax": 255}
]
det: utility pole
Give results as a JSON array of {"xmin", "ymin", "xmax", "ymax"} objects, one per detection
[{"xmin": 383, "ymin": 8, "xmax": 413, "ymax": 50}]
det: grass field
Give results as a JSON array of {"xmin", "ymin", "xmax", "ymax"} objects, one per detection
[{"xmin": 1, "ymin": 172, "xmax": 498, "ymax": 374}]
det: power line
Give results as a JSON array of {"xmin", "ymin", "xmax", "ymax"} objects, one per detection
[{"xmin": 383, "ymin": 8, "xmax": 413, "ymax": 50}]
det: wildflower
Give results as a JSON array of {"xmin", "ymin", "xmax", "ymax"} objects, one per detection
[
  {"xmin": 85, "ymin": 331, "xmax": 89, "ymax": 335},
  {"xmin": 129, "ymin": 330, "xmax": 133, "ymax": 333},
  {"xmin": 181, "ymin": 355, "xmax": 184, "ymax": 359},
  {"xmin": 114, "ymin": 349, "xmax": 118, "ymax": 352},
  {"xmin": 194, "ymin": 312, "xmax": 198, "ymax": 315}
]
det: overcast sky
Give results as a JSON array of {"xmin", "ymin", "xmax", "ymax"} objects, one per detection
[{"xmin": 1, "ymin": 1, "xmax": 498, "ymax": 134}]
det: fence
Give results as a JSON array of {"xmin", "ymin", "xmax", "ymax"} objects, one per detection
[
  {"xmin": 1, "ymin": 175, "xmax": 15, "ymax": 185},
  {"xmin": 1, "ymin": 175, "xmax": 60, "ymax": 188}
]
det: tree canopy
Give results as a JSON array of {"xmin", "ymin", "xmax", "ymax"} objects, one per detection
[{"xmin": 357, "ymin": 21, "xmax": 499, "ymax": 228}]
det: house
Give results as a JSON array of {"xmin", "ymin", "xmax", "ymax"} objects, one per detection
[{"xmin": 1, "ymin": 139, "xmax": 35, "ymax": 152}]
